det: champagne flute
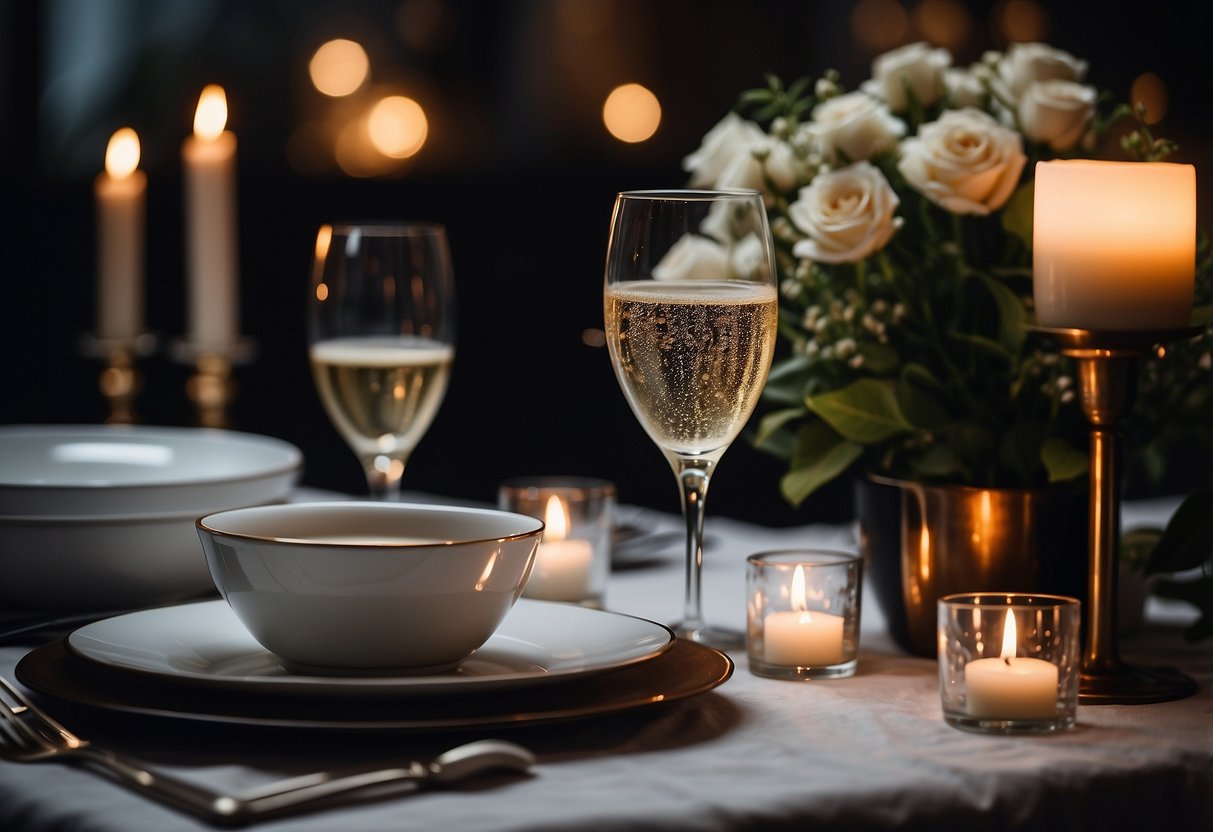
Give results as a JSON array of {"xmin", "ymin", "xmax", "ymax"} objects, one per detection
[
  {"xmin": 604, "ymin": 190, "xmax": 778, "ymax": 648},
  {"xmin": 308, "ymin": 223, "xmax": 456, "ymax": 500}
]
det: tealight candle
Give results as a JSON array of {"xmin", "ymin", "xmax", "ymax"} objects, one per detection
[
  {"xmin": 183, "ymin": 84, "xmax": 239, "ymax": 349},
  {"xmin": 964, "ymin": 610, "xmax": 1058, "ymax": 719},
  {"xmin": 747, "ymin": 550, "xmax": 861, "ymax": 680},
  {"xmin": 498, "ymin": 477, "xmax": 615, "ymax": 607},
  {"xmin": 938, "ymin": 593, "xmax": 1080, "ymax": 734},
  {"xmin": 95, "ymin": 127, "xmax": 146, "ymax": 341},
  {"xmin": 1033, "ymin": 160, "xmax": 1195, "ymax": 330},
  {"xmin": 525, "ymin": 495, "xmax": 594, "ymax": 602}
]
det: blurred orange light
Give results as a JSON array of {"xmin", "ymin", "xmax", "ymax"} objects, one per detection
[
  {"xmin": 603, "ymin": 83, "xmax": 661, "ymax": 143},
  {"xmin": 993, "ymin": 0, "xmax": 1050, "ymax": 43},
  {"xmin": 368, "ymin": 95, "xmax": 429, "ymax": 158},
  {"xmin": 913, "ymin": 0, "xmax": 972, "ymax": 49},
  {"xmin": 104, "ymin": 128, "xmax": 140, "ymax": 178},
  {"xmin": 193, "ymin": 85, "xmax": 228, "ymax": 140},
  {"xmin": 851, "ymin": 0, "xmax": 910, "ymax": 52},
  {"xmin": 309, "ymin": 39, "xmax": 370, "ymax": 97},
  {"xmin": 1130, "ymin": 72, "xmax": 1168, "ymax": 125}
]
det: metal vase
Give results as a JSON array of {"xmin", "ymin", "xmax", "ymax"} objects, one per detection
[{"xmin": 856, "ymin": 475, "xmax": 1087, "ymax": 657}]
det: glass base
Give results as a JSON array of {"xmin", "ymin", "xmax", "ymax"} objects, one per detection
[
  {"xmin": 749, "ymin": 657, "xmax": 857, "ymax": 680},
  {"xmin": 1079, "ymin": 662, "xmax": 1199, "ymax": 705},
  {"xmin": 944, "ymin": 713, "xmax": 1076, "ymax": 735},
  {"xmin": 675, "ymin": 623, "xmax": 744, "ymax": 651}
]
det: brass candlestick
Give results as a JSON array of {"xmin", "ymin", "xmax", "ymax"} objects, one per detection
[
  {"xmin": 1037, "ymin": 325, "xmax": 1202, "ymax": 705},
  {"xmin": 80, "ymin": 333, "xmax": 156, "ymax": 424},
  {"xmin": 173, "ymin": 338, "xmax": 255, "ymax": 429}
]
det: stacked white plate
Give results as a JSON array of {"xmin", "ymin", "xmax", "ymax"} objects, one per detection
[{"xmin": 0, "ymin": 425, "xmax": 302, "ymax": 611}]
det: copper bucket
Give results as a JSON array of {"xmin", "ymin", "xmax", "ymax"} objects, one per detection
[{"xmin": 856, "ymin": 476, "xmax": 1087, "ymax": 656}]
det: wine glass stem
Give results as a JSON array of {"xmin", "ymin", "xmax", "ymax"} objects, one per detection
[
  {"xmin": 364, "ymin": 456, "xmax": 405, "ymax": 501},
  {"xmin": 676, "ymin": 460, "xmax": 713, "ymax": 635}
]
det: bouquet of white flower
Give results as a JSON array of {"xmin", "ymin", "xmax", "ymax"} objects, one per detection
[{"xmin": 683, "ymin": 41, "xmax": 1211, "ymax": 506}]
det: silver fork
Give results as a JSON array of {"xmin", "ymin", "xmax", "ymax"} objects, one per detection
[{"xmin": 0, "ymin": 675, "xmax": 534, "ymax": 825}]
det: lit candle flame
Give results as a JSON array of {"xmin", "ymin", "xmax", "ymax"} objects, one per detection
[
  {"xmin": 105, "ymin": 128, "xmax": 140, "ymax": 179},
  {"xmin": 999, "ymin": 609, "xmax": 1017, "ymax": 661},
  {"xmin": 193, "ymin": 85, "xmax": 229, "ymax": 141},
  {"xmin": 543, "ymin": 495, "xmax": 569, "ymax": 542},
  {"xmin": 791, "ymin": 564, "xmax": 807, "ymax": 614}
]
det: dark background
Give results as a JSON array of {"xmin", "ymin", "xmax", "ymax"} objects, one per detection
[{"xmin": 2, "ymin": 0, "xmax": 1210, "ymax": 525}]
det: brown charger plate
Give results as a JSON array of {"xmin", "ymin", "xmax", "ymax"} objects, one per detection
[{"xmin": 17, "ymin": 637, "xmax": 733, "ymax": 731}]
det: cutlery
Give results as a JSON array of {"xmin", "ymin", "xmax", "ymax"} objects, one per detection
[{"xmin": 0, "ymin": 674, "xmax": 534, "ymax": 825}]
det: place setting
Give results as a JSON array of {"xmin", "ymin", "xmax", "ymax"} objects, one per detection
[{"xmin": 4, "ymin": 15, "xmax": 1212, "ymax": 830}]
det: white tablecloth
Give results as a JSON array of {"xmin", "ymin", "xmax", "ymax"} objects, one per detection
[{"xmin": 1, "ymin": 494, "xmax": 1210, "ymax": 831}]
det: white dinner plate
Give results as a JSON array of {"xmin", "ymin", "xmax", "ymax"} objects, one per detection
[{"xmin": 67, "ymin": 599, "xmax": 674, "ymax": 696}]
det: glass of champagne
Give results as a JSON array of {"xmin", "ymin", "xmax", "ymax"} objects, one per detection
[
  {"xmin": 308, "ymin": 223, "xmax": 456, "ymax": 500},
  {"xmin": 604, "ymin": 190, "xmax": 778, "ymax": 648}
]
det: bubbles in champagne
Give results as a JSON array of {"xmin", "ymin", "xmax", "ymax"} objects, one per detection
[{"xmin": 605, "ymin": 281, "xmax": 777, "ymax": 456}]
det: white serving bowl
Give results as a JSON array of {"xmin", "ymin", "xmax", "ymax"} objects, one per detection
[
  {"xmin": 0, "ymin": 425, "xmax": 303, "ymax": 611},
  {"xmin": 196, "ymin": 502, "xmax": 543, "ymax": 672}
]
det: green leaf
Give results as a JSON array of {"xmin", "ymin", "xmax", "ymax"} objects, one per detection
[
  {"xmin": 897, "ymin": 377, "xmax": 952, "ymax": 431},
  {"xmin": 1145, "ymin": 487, "xmax": 1213, "ymax": 575},
  {"xmin": 901, "ymin": 362, "xmax": 946, "ymax": 393},
  {"xmin": 762, "ymin": 355, "xmax": 813, "ymax": 405},
  {"xmin": 1041, "ymin": 438, "xmax": 1089, "ymax": 483},
  {"xmin": 1001, "ymin": 181, "xmax": 1034, "ymax": 248},
  {"xmin": 755, "ymin": 407, "xmax": 805, "ymax": 447},
  {"xmin": 779, "ymin": 422, "xmax": 864, "ymax": 506},
  {"xmin": 806, "ymin": 379, "xmax": 914, "ymax": 444},
  {"xmin": 910, "ymin": 443, "xmax": 966, "ymax": 478},
  {"xmin": 999, "ymin": 422, "xmax": 1049, "ymax": 484},
  {"xmin": 976, "ymin": 273, "xmax": 1028, "ymax": 353},
  {"xmin": 947, "ymin": 330, "xmax": 1013, "ymax": 362},
  {"xmin": 1189, "ymin": 305, "xmax": 1213, "ymax": 326},
  {"xmin": 858, "ymin": 342, "xmax": 900, "ymax": 375},
  {"xmin": 941, "ymin": 423, "xmax": 995, "ymax": 481}
]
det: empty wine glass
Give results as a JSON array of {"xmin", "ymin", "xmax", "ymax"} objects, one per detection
[
  {"xmin": 604, "ymin": 190, "xmax": 777, "ymax": 648},
  {"xmin": 308, "ymin": 223, "xmax": 456, "ymax": 500}
]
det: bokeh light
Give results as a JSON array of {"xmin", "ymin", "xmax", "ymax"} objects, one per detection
[
  {"xmin": 602, "ymin": 83, "xmax": 661, "ymax": 143},
  {"xmin": 1130, "ymin": 72, "xmax": 1168, "ymax": 125},
  {"xmin": 368, "ymin": 95, "xmax": 429, "ymax": 158},
  {"xmin": 309, "ymin": 38, "xmax": 370, "ymax": 97},
  {"xmin": 913, "ymin": 0, "xmax": 972, "ymax": 50},
  {"xmin": 993, "ymin": 0, "xmax": 1050, "ymax": 43},
  {"xmin": 851, "ymin": 0, "xmax": 910, "ymax": 52}
]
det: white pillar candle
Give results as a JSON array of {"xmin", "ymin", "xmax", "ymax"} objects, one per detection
[
  {"xmin": 763, "ymin": 565, "xmax": 845, "ymax": 666},
  {"xmin": 95, "ymin": 128, "xmax": 146, "ymax": 340},
  {"xmin": 1033, "ymin": 160, "xmax": 1195, "ymax": 330},
  {"xmin": 965, "ymin": 610, "xmax": 1058, "ymax": 719},
  {"xmin": 523, "ymin": 496, "xmax": 593, "ymax": 602},
  {"xmin": 183, "ymin": 84, "xmax": 239, "ymax": 348}
]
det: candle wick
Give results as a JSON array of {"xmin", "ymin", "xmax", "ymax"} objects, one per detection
[{"xmin": 1004, "ymin": 657, "xmax": 1012, "ymax": 666}]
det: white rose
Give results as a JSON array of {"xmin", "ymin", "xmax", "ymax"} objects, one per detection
[
  {"xmin": 652, "ymin": 234, "xmax": 729, "ymax": 280},
  {"xmin": 715, "ymin": 136, "xmax": 802, "ymax": 197},
  {"xmin": 861, "ymin": 42, "xmax": 951, "ymax": 112},
  {"xmin": 1018, "ymin": 79, "xmax": 1097, "ymax": 151},
  {"xmin": 682, "ymin": 112, "xmax": 765, "ymax": 188},
  {"xmin": 998, "ymin": 42, "xmax": 1087, "ymax": 101},
  {"xmin": 728, "ymin": 233, "xmax": 769, "ymax": 281},
  {"xmin": 945, "ymin": 68, "xmax": 986, "ymax": 109},
  {"xmin": 897, "ymin": 108, "xmax": 1027, "ymax": 215},
  {"xmin": 808, "ymin": 92, "xmax": 905, "ymax": 164},
  {"xmin": 788, "ymin": 161, "xmax": 903, "ymax": 264}
]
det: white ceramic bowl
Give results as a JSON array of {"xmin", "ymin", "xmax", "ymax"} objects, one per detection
[
  {"xmin": 0, "ymin": 425, "xmax": 302, "ymax": 516},
  {"xmin": 0, "ymin": 425, "xmax": 303, "ymax": 611},
  {"xmin": 196, "ymin": 502, "xmax": 543, "ymax": 672}
]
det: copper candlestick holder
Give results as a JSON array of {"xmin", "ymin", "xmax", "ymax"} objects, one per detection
[
  {"xmin": 80, "ymin": 333, "xmax": 157, "ymax": 424},
  {"xmin": 172, "ymin": 338, "xmax": 256, "ymax": 429},
  {"xmin": 1036, "ymin": 325, "xmax": 1202, "ymax": 705}
]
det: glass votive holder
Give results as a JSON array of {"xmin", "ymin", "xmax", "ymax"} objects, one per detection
[
  {"xmin": 746, "ymin": 550, "xmax": 862, "ymax": 680},
  {"xmin": 938, "ymin": 593, "xmax": 1080, "ymax": 734},
  {"xmin": 497, "ymin": 477, "xmax": 615, "ymax": 608}
]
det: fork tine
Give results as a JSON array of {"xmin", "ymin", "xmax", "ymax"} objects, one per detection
[{"xmin": 0, "ymin": 676, "xmax": 79, "ymax": 751}]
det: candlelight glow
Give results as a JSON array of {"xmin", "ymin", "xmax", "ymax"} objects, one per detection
[
  {"xmin": 543, "ymin": 495, "xmax": 569, "ymax": 542},
  {"xmin": 1130, "ymin": 72, "xmax": 1168, "ymax": 125},
  {"xmin": 603, "ymin": 83, "xmax": 661, "ymax": 143},
  {"xmin": 309, "ymin": 38, "xmax": 370, "ymax": 97},
  {"xmin": 368, "ymin": 95, "xmax": 429, "ymax": 158},
  {"xmin": 104, "ymin": 128, "xmax": 140, "ymax": 179},
  {"xmin": 193, "ymin": 85, "xmax": 228, "ymax": 141},
  {"xmin": 1000, "ymin": 609, "xmax": 1017, "ymax": 660},
  {"xmin": 791, "ymin": 565, "xmax": 808, "ymax": 613}
]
